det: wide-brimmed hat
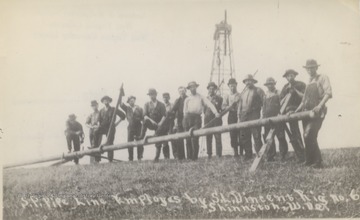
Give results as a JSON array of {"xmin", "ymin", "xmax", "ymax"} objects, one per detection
[
  {"xmin": 101, "ymin": 96, "xmax": 112, "ymax": 103},
  {"xmin": 162, "ymin": 92, "xmax": 170, "ymax": 98},
  {"xmin": 264, "ymin": 77, "xmax": 277, "ymax": 86},
  {"xmin": 127, "ymin": 96, "xmax": 136, "ymax": 103},
  {"xmin": 283, "ymin": 69, "xmax": 299, "ymax": 77},
  {"xmin": 90, "ymin": 100, "xmax": 98, "ymax": 106},
  {"xmin": 147, "ymin": 88, "xmax": 157, "ymax": 95},
  {"xmin": 68, "ymin": 114, "xmax": 76, "ymax": 119},
  {"xmin": 187, "ymin": 81, "xmax": 199, "ymax": 89},
  {"xmin": 303, "ymin": 59, "xmax": 320, "ymax": 68},
  {"xmin": 207, "ymin": 82, "xmax": 218, "ymax": 89},
  {"xmin": 228, "ymin": 78, "xmax": 238, "ymax": 85},
  {"xmin": 242, "ymin": 74, "xmax": 258, "ymax": 84}
]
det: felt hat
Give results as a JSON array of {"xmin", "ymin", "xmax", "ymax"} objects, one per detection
[
  {"xmin": 162, "ymin": 92, "xmax": 170, "ymax": 97},
  {"xmin": 90, "ymin": 100, "xmax": 98, "ymax": 106},
  {"xmin": 101, "ymin": 96, "xmax": 112, "ymax": 103},
  {"xmin": 228, "ymin": 78, "xmax": 238, "ymax": 85},
  {"xmin": 147, "ymin": 88, "xmax": 157, "ymax": 95},
  {"xmin": 283, "ymin": 69, "xmax": 299, "ymax": 77},
  {"xmin": 242, "ymin": 74, "xmax": 258, "ymax": 84},
  {"xmin": 264, "ymin": 77, "xmax": 277, "ymax": 86},
  {"xmin": 207, "ymin": 81, "xmax": 218, "ymax": 89},
  {"xmin": 303, "ymin": 59, "xmax": 320, "ymax": 68},
  {"xmin": 187, "ymin": 81, "xmax": 199, "ymax": 89}
]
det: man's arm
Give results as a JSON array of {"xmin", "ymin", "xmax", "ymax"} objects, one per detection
[
  {"xmin": 85, "ymin": 115, "xmax": 92, "ymax": 129},
  {"xmin": 202, "ymin": 96, "xmax": 220, "ymax": 117}
]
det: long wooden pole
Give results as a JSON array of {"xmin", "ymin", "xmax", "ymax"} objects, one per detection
[{"xmin": 3, "ymin": 111, "xmax": 314, "ymax": 169}]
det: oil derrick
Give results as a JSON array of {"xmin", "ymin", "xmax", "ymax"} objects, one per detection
[{"xmin": 209, "ymin": 10, "xmax": 235, "ymax": 95}]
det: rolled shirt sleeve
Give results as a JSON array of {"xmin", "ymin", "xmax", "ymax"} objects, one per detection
[
  {"xmin": 320, "ymin": 75, "xmax": 332, "ymax": 99},
  {"xmin": 202, "ymin": 95, "xmax": 219, "ymax": 115}
]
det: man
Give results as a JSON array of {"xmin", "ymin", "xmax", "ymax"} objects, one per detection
[
  {"xmin": 204, "ymin": 82, "xmax": 223, "ymax": 159},
  {"xmin": 294, "ymin": 59, "xmax": 332, "ymax": 168},
  {"xmin": 237, "ymin": 74, "xmax": 265, "ymax": 161},
  {"xmin": 65, "ymin": 114, "xmax": 84, "ymax": 164},
  {"xmin": 170, "ymin": 86, "xmax": 188, "ymax": 160},
  {"xmin": 120, "ymin": 96, "xmax": 144, "ymax": 161},
  {"xmin": 183, "ymin": 81, "xmax": 220, "ymax": 160},
  {"xmin": 85, "ymin": 100, "xmax": 102, "ymax": 162},
  {"xmin": 138, "ymin": 88, "xmax": 167, "ymax": 161},
  {"xmin": 222, "ymin": 78, "xmax": 242, "ymax": 157},
  {"xmin": 280, "ymin": 69, "xmax": 306, "ymax": 162},
  {"xmin": 262, "ymin": 77, "xmax": 288, "ymax": 161},
  {"xmin": 99, "ymin": 95, "xmax": 126, "ymax": 162},
  {"xmin": 162, "ymin": 93, "xmax": 176, "ymax": 159}
]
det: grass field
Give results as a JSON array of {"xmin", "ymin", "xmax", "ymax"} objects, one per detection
[{"xmin": 3, "ymin": 147, "xmax": 360, "ymax": 219}]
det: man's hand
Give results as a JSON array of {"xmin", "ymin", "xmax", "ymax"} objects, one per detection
[
  {"xmin": 75, "ymin": 131, "xmax": 82, "ymax": 135},
  {"xmin": 313, "ymin": 105, "xmax": 323, "ymax": 115},
  {"xmin": 215, "ymin": 113, "xmax": 221, "ymax": 118}
]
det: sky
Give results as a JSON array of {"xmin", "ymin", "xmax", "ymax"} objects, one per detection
[{"xmin": 1, "ymin": 0, "xmax": 360, "ymax": 165}]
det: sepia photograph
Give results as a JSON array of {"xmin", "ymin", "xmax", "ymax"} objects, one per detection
[{"xmin": 1, "ymin": 0, "xmax": 360, "ymax": 219}]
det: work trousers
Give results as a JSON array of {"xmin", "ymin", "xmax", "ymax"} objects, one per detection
[
  {"xmin": 127, "ymin": 124, "xmax": 143, "ymax": 161},
  {"xmin": 89, "ymin": 129, "xmax": 102, "ymax": 162},
  {"xmin": 104, "ymin": 129, "xmax": 116, "ymax": 162},
  {"xmin": 302, "ymin": 117, "xmax": 324, "ymax": 166},
  {"xmin": 239, "ymin": 111, "xmax": 262, "ymax": 160},
  {"xmin": 66, "ymin": 134, "xmax": 80, "ymax": 164},
  {"xmin": 284, "ymin": 110, "xmax": 305, "ymax": 162},
  {"xmin": 183, "ymin": 113, "xmax": 202, "ymax": 160},
  {"xmin": 172, "ymin": 123, "xmax": 186, "ymax": 160},
  {"xmin": 264, "ymin": 125, "xmax": 288, "ymax": 161},
  {"xmin": 228, "ymin": 111, "xmax": 243, "ymax": 156},
  {"xmin": 142, "ymin": 119, "xmax": 169, "ymax": 161},
  {"xmin": 205, "ymin": 115, "xmax": 222, "ymax": 157}
]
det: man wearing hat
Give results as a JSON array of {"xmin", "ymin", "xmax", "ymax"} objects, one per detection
[
  {"xmin": 237, "ymin": 74, "xmax": 265, "ymax": 160},
  {"xmin": 65, "ymin": 114, "xmax": 84, "ymax": 164},
  {"xmin": 204, "ymin": 81, "xmax": 223, "ymax": 159},
  {"xmin": 169, "ymin": 86, "xmax": 188, "ymax": 160},
  {"xmin": 294, "ymin": 59, "xmax": 332, "ymax": 168},
  {"xmin": 99, "ymin": 95, "xmax": 126, "ymax": 162},
  {"xmin": 138, "ymin": 88, "xmax": 168, "ymax": 161},
  {"xmin": 280, "ymin": 69, "xmax": 306, "ymax": 162},
  {"xmin": 120, "ymin": 96, "xmax": 144, "ymax": 161},
  {"xmin": 262, "ymin": 77, "xmax": 288, "ymax": 161},
  {"xmin": 183, "ymin": 81, "xmax": 220, "ymax": 160},
  {"xmin": 86, "ymin": 100, "xmax": 102, "ymax": 162},
  {"xmin": 222, "ymin": 78, "xmax": 242, "ymax": 157}
]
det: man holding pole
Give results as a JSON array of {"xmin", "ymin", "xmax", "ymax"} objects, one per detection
[
  {"xmin": 204, "ymin": 82, "xmax": 223, "ymax": 159},
  {"xmin": 120, "ymin": 96, "xmax": 144, "ymax": 161},
  {"xmin": 85, "ymin": 100, "xmax": 102, "ymax": 162},
  {"xmin": 162, "ymin": 92, "xmax": 177, "ymax": 159},
  {"xmin": 280, "ymin": 69, "xmax": 306, "ymax": 162},
  {"xmin": 99, "ymin": 95, "xmax": 126, "ymax": 162},
  {"xmin": 183, "ymin": 81, "xmax": 220, "ymax": 160},
  {"xmin": 262, "ymin": 77, "xmax": 288, "ymax": 161},
  {"xmin": 237, "ymin": 74, "xmax": 265, "ymax": 161},
  {"xmin": 294, "ymin": 59, "xmax": 332, "ymax": 168},
  {"xmin": 65, "ymin": 114, "xmax": 84, "ymax": 164},
  {"xmin": 170, "ymin": 86, "xmax": 188, "ymax": 160},
  {"xmin": 137, "ymin": 88, "xmax": 168, "ymax": 161},
  {"xmin": 222, "ymin": 78, "xmax": 242, "ymax": 157}
]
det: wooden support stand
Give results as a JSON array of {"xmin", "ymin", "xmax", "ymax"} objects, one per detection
[{"xmin": 249, "ymin": 128, "xmax": 276, "ymax": 173}]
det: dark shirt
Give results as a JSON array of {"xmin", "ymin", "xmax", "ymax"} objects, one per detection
[
  {"xmin": 99, "ymin": 106, "xmax": 126, "ymax": 133},
  {"xmin": 144, "ymin": 100, "xmax": 166, "ymax": 123},
  {"xmin": 280, "ymin": 80, "xmax": 306, "ymax": 113},
  {"xmin": 120, "ymin": 103, "xmax": 143, "ymax": 128},
  {"xmin": 204, "ymin": 94, "xmax": 223, "ymax": 119},
  {"xmin": 262, "ymin": 90, "xmax": 281, "ymax": 118},
  {"xmin": 65, "ymin": 120, "xmax": 84, "ymax": 137},
  {"xmin": 172, "ymin": 95, "xmax": 187, "ymax": 123}
]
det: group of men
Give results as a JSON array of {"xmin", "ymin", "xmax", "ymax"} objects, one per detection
[{"xmin": 65, "ymin": 59, "xmax": 332, "ymax": 168}]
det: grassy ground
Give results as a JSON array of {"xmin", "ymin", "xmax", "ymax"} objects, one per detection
[{"xmin": 3, "ymin": 147, "xmax": 360, "ymax": 219}]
